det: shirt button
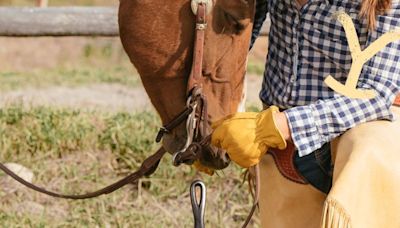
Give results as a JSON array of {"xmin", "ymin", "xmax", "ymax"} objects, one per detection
[{"xmin": 290, "ymin": 78, "xmax": 296, "ymax": 83}]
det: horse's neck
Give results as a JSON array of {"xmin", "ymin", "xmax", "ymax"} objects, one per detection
[{"xmin": 295, "ymin": 0, "xmax": 308, "ymax": 10}]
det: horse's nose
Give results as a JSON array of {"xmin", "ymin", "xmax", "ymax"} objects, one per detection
[{"xmin": 198, "ymin": 144, "xmax": 230, "ymax": 170}]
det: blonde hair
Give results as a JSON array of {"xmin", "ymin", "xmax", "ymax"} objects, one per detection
[{"xmin": 360, "ymin": 0, "xmax": 392, "ymax": 30}]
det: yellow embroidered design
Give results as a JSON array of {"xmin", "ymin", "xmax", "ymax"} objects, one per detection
[{"xmin": 324, "ymin": 11, "xmax": 400, "ymax": 99}]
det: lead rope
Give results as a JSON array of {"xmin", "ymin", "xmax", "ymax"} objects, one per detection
[
  {"xmin": 242, "ymin": 164, "xmax": 260, "ymax": 228},
  {"xmin": 0, "ymin": 147, "xmax": 167, "ymax": 199}
]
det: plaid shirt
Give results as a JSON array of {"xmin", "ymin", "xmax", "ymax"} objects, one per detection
[{"xmin": 251, "ymin": 0, "xmax": 400, "ymax": 156}]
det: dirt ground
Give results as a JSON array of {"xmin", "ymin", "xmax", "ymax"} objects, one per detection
[{"xmin": 0, "ymin": 84, "xmax": 152, "ymax": 112}]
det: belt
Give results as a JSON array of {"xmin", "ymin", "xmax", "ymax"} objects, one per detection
[{"xmin": 394, "ymin": 94, "xmax": 400, "ymax": 107}]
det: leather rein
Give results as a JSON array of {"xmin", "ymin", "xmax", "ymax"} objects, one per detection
[{"xmin": 0, "ymin": 1, "xmax": 258, "ymax": 226}]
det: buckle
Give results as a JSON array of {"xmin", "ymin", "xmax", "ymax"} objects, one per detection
[
  {"xmin": 155, "ymin": 127, "xmax": 169, "ymax": 143},
  {"xmin": 191, "ymin": 0, "xmax": 213, "ymax": 15}
]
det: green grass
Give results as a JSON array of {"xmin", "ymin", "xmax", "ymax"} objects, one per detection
[
  {"xmin": 0, "ymin": 105, "xmax": 157, "ymax": 167},
  {"xmin": 0, "ymin": 66, "xmax": 139, "ymax": 91},
  {"xmin": 247, "ymin": 60, "xmax": 265, "ymax": 76},
  {"xmin": 0, "ymin": 105, "xmax": 259, "ymax": 227}
]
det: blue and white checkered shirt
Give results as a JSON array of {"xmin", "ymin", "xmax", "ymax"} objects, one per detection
[{"xmin": 251, "ymin": 0, "xmax": 400, "ymax": 157}]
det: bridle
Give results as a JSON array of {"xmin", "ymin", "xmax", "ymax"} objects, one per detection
[
  {"xmin": 0, "ymin": 0, "xmax": 258, "ymax": 226},
  {"xmin": 158, "ymin": 0, "xmax": 213, "ymax": 167}
]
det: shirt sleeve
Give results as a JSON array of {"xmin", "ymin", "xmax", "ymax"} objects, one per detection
[
  {"xmin": 250, "ymin": 0, "xmax": 269, "ymax": 49},
  {"xmin": 284, "ymin": 13, "xmax": 400, "ymax": 157}
]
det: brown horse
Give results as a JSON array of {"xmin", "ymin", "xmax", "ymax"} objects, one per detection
[
  {"xmin": 118, "ymin": 2, "xmax": 326, "ymax": 228},
  {"xmin": 119, "ymin": 0, "xmax": 256, "ymax": 170}
]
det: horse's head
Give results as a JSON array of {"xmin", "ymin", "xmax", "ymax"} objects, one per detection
[{"xmin": 119, "ymin": 0, "xmax": 255, "ymax": 170}]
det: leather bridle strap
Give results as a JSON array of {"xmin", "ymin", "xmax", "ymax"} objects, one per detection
[
  {"xmin": 156, "ymin": 106, "xmax": 194, "ymax": 143},
  {"xmin": 187, "ymin": 2, "xmax": 207, "ymax": 92},
  {"xmin": 242, "ymin": 165, "xmax": 260, "ymax": 228},
  {"xmin": 0, "ymin": 147, "xmax": 166, "ymax": 199},
  {"xmin": 156, "ymin": 3, "xmax": 208, "ymax": 146},
  {"xmin": 185, "ymin": 3, "xmax": 260, "ymax": 227}
]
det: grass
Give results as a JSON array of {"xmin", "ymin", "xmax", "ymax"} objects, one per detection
[
  {"xmin": 0, "ymin": 105, "xmax": 156, "ymax": 165},
  {"xmin": 247, "ymin": 60, "xmax": 265, "ymax": 76},
  {"xmin": 0, "ymin": 105, "xmax": 259, "ymax": 227},
  {"xmin": 0, "ymin": 66, "xmax": 139, "ymax": 92},
  {"xmin": 0, "ymin": 39, "xmax": 139, "ymax": 90}
]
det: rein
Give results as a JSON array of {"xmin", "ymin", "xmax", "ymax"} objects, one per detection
[
  {"xmin": 0, "ymin": 0, "xmax": 259, "ymax": 226},
  {"xmin": 0, "ymin": 148, "xmax": 166, "ymax": 199}
]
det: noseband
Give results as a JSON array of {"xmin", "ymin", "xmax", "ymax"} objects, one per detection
[{"xmin": 0, "ymin": 1, "xmax": 257, "ymax": 227}]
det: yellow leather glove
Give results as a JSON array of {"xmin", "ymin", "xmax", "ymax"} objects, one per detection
[
  {"xmin": 193, "ymin": 160, "xmax": 214, "ymax": 176},
  {"xmin": 211, "ymin": 106, "xmax": 287, "ymax": 168}
]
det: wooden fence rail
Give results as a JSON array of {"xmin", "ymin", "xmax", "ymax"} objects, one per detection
[
  {"xmin": 0, "ymin": 7, "xmax": 119, "ymax": 36},
  {"xmin": 0, "ymin": 7, "xmax": 269, "ymax": 37}
]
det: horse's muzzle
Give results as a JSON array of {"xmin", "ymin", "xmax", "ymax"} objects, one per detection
[
  {"xmin": 162, "ymin": 133, "xmax": 230, "ymax": 170},
  {"xmin": 197, "ymin": 144, "xmax": 230, "ymax": 170}
]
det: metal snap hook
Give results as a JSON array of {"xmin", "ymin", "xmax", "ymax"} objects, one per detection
[{"xmin": 190, "ymin": 180, "xmax": 206, "ymax": 228}]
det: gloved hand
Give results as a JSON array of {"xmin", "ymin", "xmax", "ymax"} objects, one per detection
[
  {"xmin": 211, "ymin": 106, "xmax": 287, "ymax": 168},
  {"xmin": 193, "ymin": 160, "xmax": 214, "ymax": 176}
]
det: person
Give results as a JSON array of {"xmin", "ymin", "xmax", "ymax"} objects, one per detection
[{"xmin": 211, "ymin": 0, "xmax": 400, "ymax": 227}]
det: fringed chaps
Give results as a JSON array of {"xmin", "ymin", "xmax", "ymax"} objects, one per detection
[{"xmin": 259, "ymin": 107, "xmax": 400, "ymax": 228}]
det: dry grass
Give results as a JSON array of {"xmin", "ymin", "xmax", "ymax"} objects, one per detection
[{"xmin": 0, "ymin": 67, "xmax": 139, "ymax": 91}]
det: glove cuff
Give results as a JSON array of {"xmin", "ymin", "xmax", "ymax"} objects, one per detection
[{"xmin": 255, "ymin": 106, "xmax": 288, "ymax": 150}]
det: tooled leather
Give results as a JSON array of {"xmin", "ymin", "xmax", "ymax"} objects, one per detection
[
  {"xmin": 268, "ymin": 143, "xmax": 308, "ymax": 185},
  {"xmin": 394, "ymin": 94, "xmax": 400, "ymax": 107}
]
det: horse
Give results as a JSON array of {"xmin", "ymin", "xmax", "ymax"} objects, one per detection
[
  {"xmin": 118, "ymin": 0, "xmax": 255, "ymax": 170},
  {"xmin": 118, "ymin": 0, "xmax": 266, "ymax": 225},
  {"xmin": 117, "ymin": 0, "xmax": 331, "ymax": 227}
]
